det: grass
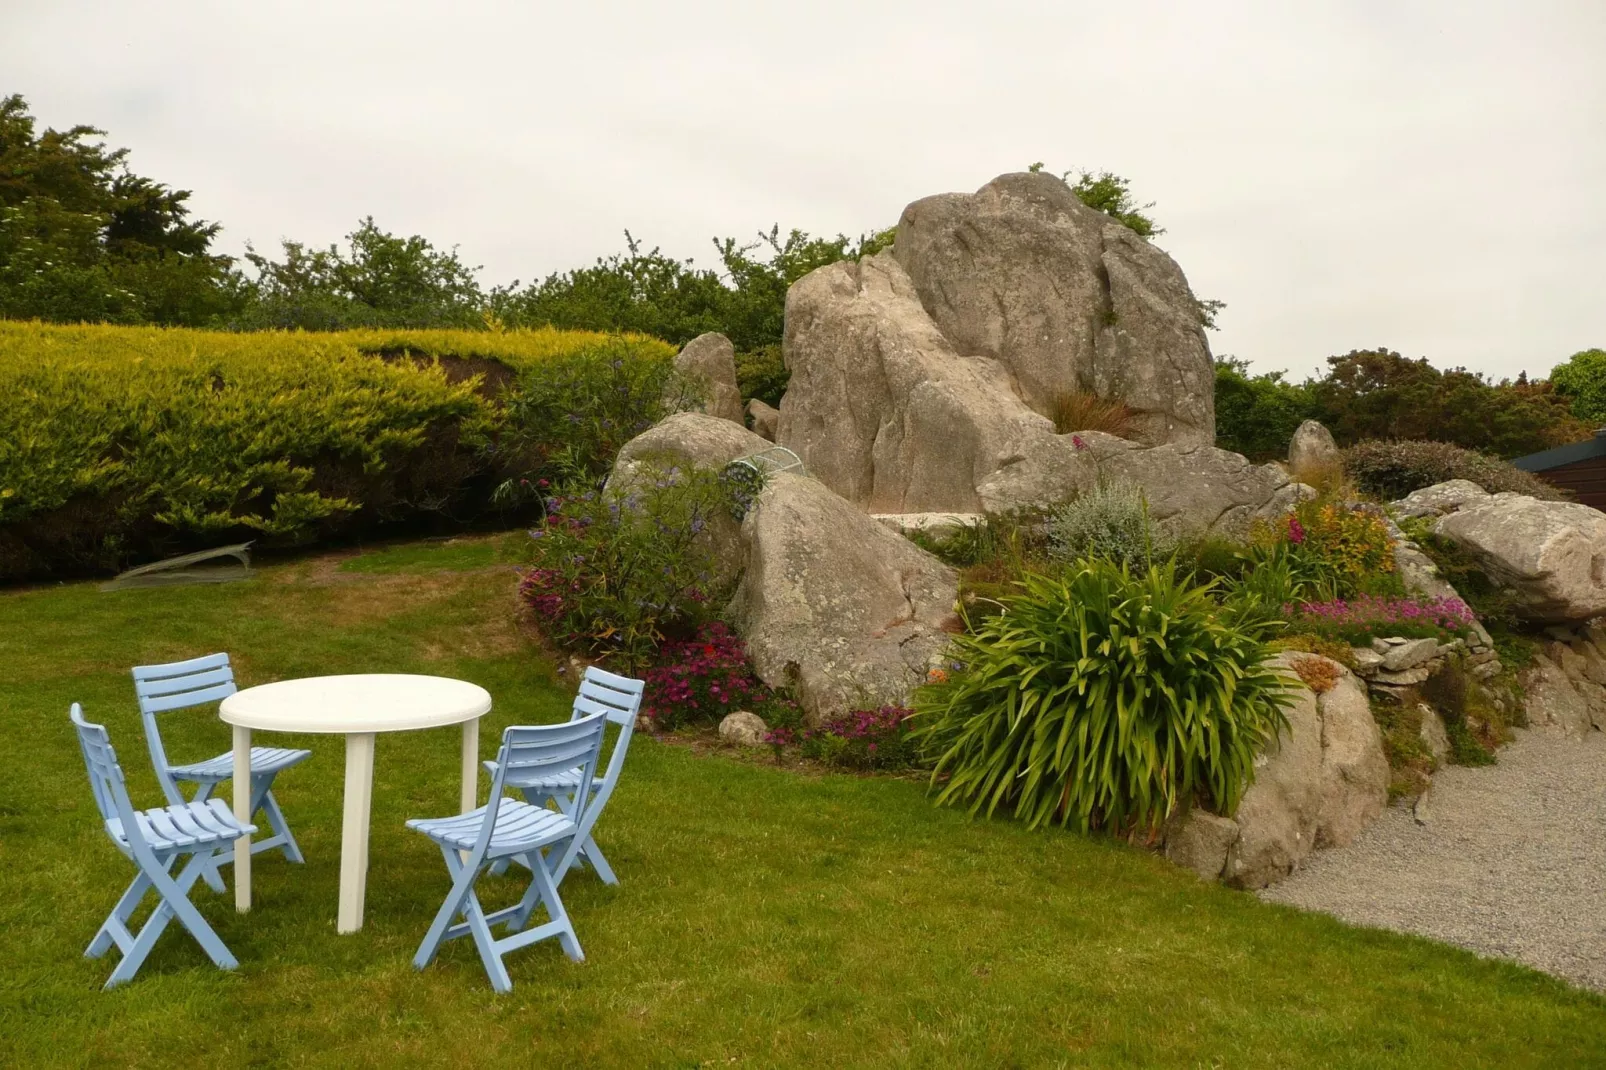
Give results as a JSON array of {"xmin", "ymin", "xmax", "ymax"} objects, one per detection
[{"xmin": 2, "ymin": 535, "xmax": 1604, "ymax": 1067}]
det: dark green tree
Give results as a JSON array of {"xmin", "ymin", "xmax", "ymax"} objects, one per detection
[
  {"xmin": 1212, "ymin": 357, "xmax": 1321, "ymax": 461},
  {"xmin": 0, "ymin": 93, "xmax": 240, "ymax": 325},
  {"xmin": 233, "ymin": 217, "xmax": 486, "ymax": 330},
  {"xmin": 1549, "ymin": 348, "xmax": 1606, "ymax": 426}
]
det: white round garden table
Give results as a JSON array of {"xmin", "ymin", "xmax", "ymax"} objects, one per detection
[{"xmin": 219, "ymin": 674, "xmax": 491, "ymax": 934}]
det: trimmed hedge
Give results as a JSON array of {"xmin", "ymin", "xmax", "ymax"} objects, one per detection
[
  {"xmin": 0, "ymin": 321, "xmax": 674, "ymax": 581},
  {"xmin": 1342, "ymin": 439, "xmax": 1567, "ymax": 502}
]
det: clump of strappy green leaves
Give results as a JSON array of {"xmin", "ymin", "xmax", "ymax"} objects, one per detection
[{"xmin": 911, "ymin": 558, "xmax": 1293, "ymax": 834}]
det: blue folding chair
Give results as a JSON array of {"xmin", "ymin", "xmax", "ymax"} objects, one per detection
[
  {"xmin": 71, "ymin": 704, "xmax": 257, "ymax": 989},
  {"xmin": 132, "ymin": 654, "xmax": 309, "ymax": 891},
  {"xmin": 485, "ymin": 666, "xmax": 643, "ymax": 885},
  {"xmin": 407, "ymin": 712, "xmax": 609, "ymax": 992}
]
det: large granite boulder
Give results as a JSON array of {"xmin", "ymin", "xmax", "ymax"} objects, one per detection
[
  {"xmin": 776, "ymin": 253, "xmax": 1052, "ymax": 513},
  {"xmin": 890, "ymin": 171, "xmax": 1215, "ymax": 446},
  {"xmin": 673, "ymin": 332, "xmax": 744, "ymax": 424},
  {"xmin": 1433, "ymin": 494, "xmax": 1606, "ymax": 624},
  {"xmin": 729, "ymin": 472, "xmax": 959, "ymax": 724},
  {"xmin": 1169, "ymin": 655, "xmax": 1389, "ymax": 889}
]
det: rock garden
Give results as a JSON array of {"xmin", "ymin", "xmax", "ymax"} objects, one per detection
[{"xmin": 518, "ymin": 172, "xmax": 1606, "ymax": 987}]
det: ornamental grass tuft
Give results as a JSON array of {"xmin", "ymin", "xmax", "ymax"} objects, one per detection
[{"xmin": 911, "ymin": 559, "xmax": 1293, "ymax": 835}]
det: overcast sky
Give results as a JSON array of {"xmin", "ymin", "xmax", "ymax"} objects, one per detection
[{"xmin": 5, "ymin": 1, "xmax": 1602, "ymax": 381}]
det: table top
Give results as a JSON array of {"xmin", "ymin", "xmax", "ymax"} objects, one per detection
[{"xmin": 219, "ymin": 674, "xmax": 491, "ymax": 734}]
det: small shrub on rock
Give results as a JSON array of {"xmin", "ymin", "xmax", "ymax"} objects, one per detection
[
  {"xmin": 912, "ymin": 560, "xmax": 1292, "ymax": 834},
  {"xmin": 1046, "ymin": 481, "xmax": 1170, "ymax": 570},
  {"xmin": 1288, "ymin": 655, "xmax": 1340, "ymax": 694},
  {"xmin": 1050, "ymin": 392, "xmax": 1137, "ymax": 437},
  {"xmin": 1343, "ymin": 439, "xmax": 1566, "ymax": 501}
]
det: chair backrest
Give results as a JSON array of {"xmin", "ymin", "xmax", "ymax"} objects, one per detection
[
  {"xmin": 476, "ymin": 713, "xmax": 609, "ymax": 863},
  {"xmin": 131, "ymin": 653, "xmax": 237, "ymax": 805},
  {"xmin": 571, "ymin": 666, "xmax": 645, "ymax": 797},
  {"xmin": 70, "ymin": 704, "xmax": 148, "ymax": 859}
]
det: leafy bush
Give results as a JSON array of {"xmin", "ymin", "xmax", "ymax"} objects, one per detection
[
  {"xmin": 518, "ymin": 466, "xmax": 737, "ymax": 672},
  {"xmin": 1289, "ymin": 595, "xmax": 1476, "ymax": 645},
  {"xmin": 1213, "ymin": 358, "xmax": 1320, "ymax": 461},
  {"xmin": 1269, "ymin": 632, "xmax": 1359, "ymax": 670},
  {"xmin": 911, "ymin": 561, "xmax": 1292, "ymax": 833},
  {"xmin": 1286, "ymin": 500, "xmax": 1400, "ymax": 600},
  {"xmin": 0, "ymin": 321, "xmax": 673, "ymax": 580},
  {"xmin": 1045, "ymin": 481, "xmax": 1169, "ymax": 570},
  {"xmin": 493, "ymin": 336, "xmax": 686, "ymax": 492},
  {"xmin": 641, "ymin": 623, "xmax": 769, "ymax": 730},
  {"xmin": 734, "ymin": 344, "xmax": 788, "ymax": 408},
  {"xmin": 1343, "ymin": 439, "xmax": 1567, "ymax": 501},
  {"xmin": 1288, "ymin": 655, "xmax": 1340, "ymax": 694},
  {"xmin": 799, "ymin": 706, "xmax": 919, "ymax": 771}
]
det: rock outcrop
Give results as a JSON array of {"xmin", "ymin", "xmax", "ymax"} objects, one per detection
[
  {"xmin": 1168, "ymin": 655, "xmax": 1388, "ymax": 888},
  {"xmin": 777, "ymin": 252, "xmax": 1052, "ymax": 514},
  {"xmin": 975, "ymin": 430, "xmax": 1293, "ymax": 536},
  {"xmin": 1287, "ymin": 419, "xmax": 1340, "ymax": 474},
  {"xmin": 729, "ymin": 472, "xmax": 959, "ymax": 724},
  {"xmin": 773, "ymin": 249, "xmax": 1286, "ymax": 529},
  {"xmin": 1431, "ymin": 492, "xmax": 1606, "ymax": 624},
  {"xmin": 890, "ymin": 171, "xmax": 1215, "ymax": 446},
  {"xmin": 673, "ymin": 332, "xmax": 744, "ymax": 425}
]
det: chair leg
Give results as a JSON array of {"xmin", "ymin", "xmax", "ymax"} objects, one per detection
[
  {"xmin": 413, "ymin": 846, "xmax": 481, "ymax": 972},
  {"xmin": 255, "ymin": 783, "xmax": 305, "ymax": 864},
  {"xmin": 104, "ymin": 851, "xmax": 236, "ymax": 988},
  {"xmin": 87, "ymin": 871, "xmax": 153, "ymax": 959},
  {"xmin": 460, "ymin": 884, "xmax": 513, "ymax": 994},
  {"xmin": 528, "ymin": 850, "xmax": 584, "ymax": 963}
]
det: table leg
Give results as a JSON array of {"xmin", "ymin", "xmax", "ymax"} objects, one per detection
[
  {"xmin": 338, "ymin": 732, "xmax": 376, "ymax": 934},
  {"xmin": 232, "ymin": 725, "xmax": 252, "ymax": 912},
  {"xmin": 461, "ymin": 717, "xmax": 479, "ymax": 814}
]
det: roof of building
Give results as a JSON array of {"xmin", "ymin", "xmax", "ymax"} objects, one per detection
[{"xmin": 1512, "ymin": 432, "xmax": 1606, "ymax": 472}]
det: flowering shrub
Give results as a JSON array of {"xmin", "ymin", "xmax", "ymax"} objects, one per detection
[
  {"xmin": 1289, "ymin": 595, "xmax": 1475, "ymax": 645},
  {"xmin": 643, "ymin": 623, "xmax": 764, "ymax": 729},
  {"xmin": 800, "ymin": 706, "xmax": 919, "ymax": 771},
  {"xmin": 519, "ymin": 464, "xmax": 735, "ymax": 670},
  {"xmin": 1291, "ymin": 501, "xmax": 1396, "ymax": 598}
]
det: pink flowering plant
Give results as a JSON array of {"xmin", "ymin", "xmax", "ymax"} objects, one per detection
[
  {"xmin": 798, "ymin": 705, "xmax": 919, "ymax": 771},
  {"xmin": 1288, "ymin": 595, "xmax": 1476, "ymax": 645},
  {"xmin": 644, "ymin": 623, "xmax": 764, "ymax": 729}
]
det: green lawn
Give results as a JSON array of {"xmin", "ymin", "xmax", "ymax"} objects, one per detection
[{"xmin": 2, "ymin": 535, "xmax": 1603, "ymax": 1068}]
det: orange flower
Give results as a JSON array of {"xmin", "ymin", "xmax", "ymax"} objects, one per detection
[{"xmin": 927, "ymin": 668, "xmax": 949, "ymax": 683}]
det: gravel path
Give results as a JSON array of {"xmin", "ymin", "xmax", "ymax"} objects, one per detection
[{"xmin": 1260, "ymin": 726, "xmax": 1606, "ymax": 991}]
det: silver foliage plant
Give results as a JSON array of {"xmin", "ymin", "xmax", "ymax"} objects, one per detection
[{"xmin": 1045, "ymin": 480, "xmax": 1171, "ymax": 569}]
